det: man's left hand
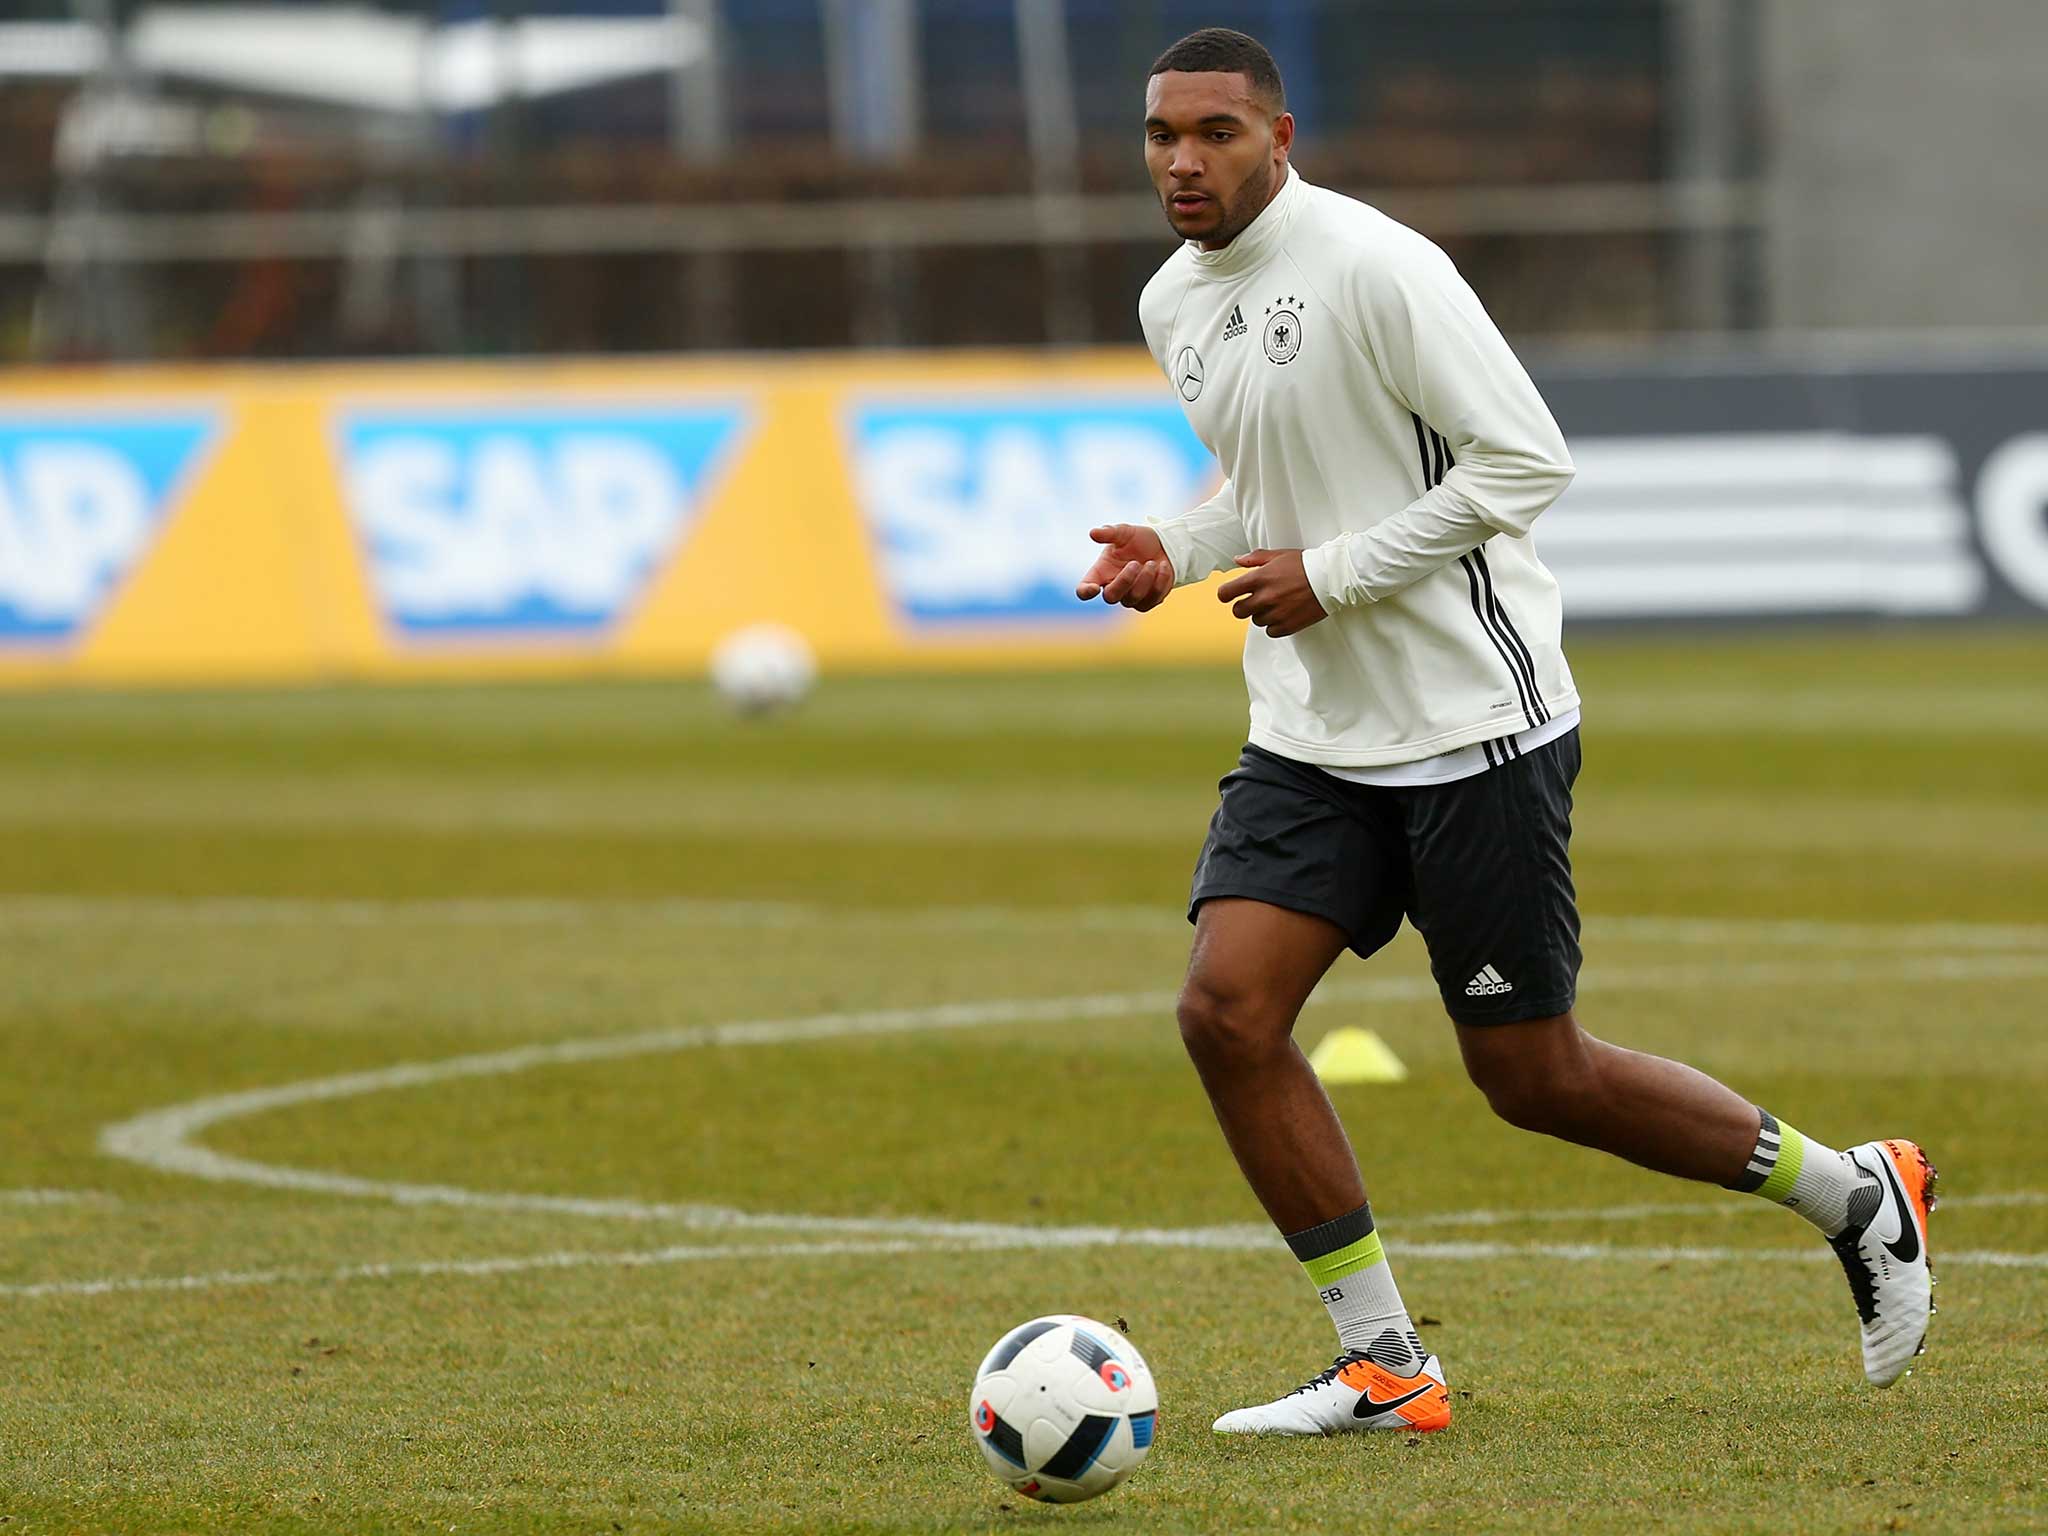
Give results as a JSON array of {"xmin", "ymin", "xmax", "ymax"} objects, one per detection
[{"xmin": 1215, "ymin": 549, "xmax": 1328, "ymax": 638}]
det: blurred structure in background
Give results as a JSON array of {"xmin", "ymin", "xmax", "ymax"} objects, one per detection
[
  {"xmin": 1, "ymin": 2, "xmax": 2044, "ymax": 689},
  {"xmin": 5, "ymin": 0, "xmax": 2043, "ymax": 363}
]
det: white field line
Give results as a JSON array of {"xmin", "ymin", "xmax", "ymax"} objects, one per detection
[
  {"xmin": 6, "ymin": 1187, "xmax": 2027, "ymax": 1230},
  {"xmin": 1590, "ymin": 915, "xmax": 2048, "ymax": 953},
  {"xmin": 98, "ymin": 952, "xmax": 2048, "ymax": 1250},
  {"xmin": 0, "ymin": 895, "xmax": 1188, "ymax": 933},
  {"xmin": 1398, "ymin": 1189, "xmax": 2047, "ymax": 1228},
  {"xmin": 1385, "ymin": 1242, "xmax": 2048, "ymax": 1269},
  {"xmin": 6, "ymin": 895, "xmax": 2047, "ymax": 953},
  {"xmin": 93, "ymin": 984, "xmax": 1359, "ymax": 1248},
  {"xmin": 5, "ymin": 1234, "xmax": 2046, "ymax": 1302},
  {"xmin": 0, "ymin": 1238, "xmax": 943, "ymax": 1300},
  {"xmin": 0, "ymin": 1189, "xmax": 120, "ymax": 1206}
]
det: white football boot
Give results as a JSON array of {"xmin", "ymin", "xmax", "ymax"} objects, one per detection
[
  {"xmin": 1830, "ymin": 1139, "xmax": 1939, "ymax": 1387},
  {"xmin": 1212, "ymin": 1339, "xmax": 1451, "ymax": 1436}
]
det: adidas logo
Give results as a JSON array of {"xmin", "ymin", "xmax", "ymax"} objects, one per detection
[
  {"xmin": 1221, "ymin": 303, "xmax": 1248, "ymax": 340},
  {"xmin": 1465, "ymin": 964, "xmax": 1513, "ymax": 997}
]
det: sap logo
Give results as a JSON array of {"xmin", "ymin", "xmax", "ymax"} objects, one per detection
[
  {"xmin": 848, "ymin": 401, "xmax": 1216, "ymax": 625},
  {"xmin": 339, "ymin": 408, "xmax": 746, "ymax": 639},
  {"xmin": 0, "ymin": 416, "xmax": 215, "ymax": 644}
]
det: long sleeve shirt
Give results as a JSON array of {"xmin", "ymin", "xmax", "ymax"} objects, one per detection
[{"xmin": 1139, "ymin": 165, "xmax": 1580, "ymax": 767}]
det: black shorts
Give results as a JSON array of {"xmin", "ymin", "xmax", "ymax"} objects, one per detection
[{"xmin": 1188, "ymin": 730, "xmax": 1583, "ymax": 1026}]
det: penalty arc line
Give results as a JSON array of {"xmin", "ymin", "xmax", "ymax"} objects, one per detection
[{"xmin": 96, "ymin": 950, "xmax": 2048, "ymax": 1252}]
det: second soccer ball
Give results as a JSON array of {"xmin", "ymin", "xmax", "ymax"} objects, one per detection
[{"xmin": 708, "ymin": 623, "xmax": 816, "ymax": 715}]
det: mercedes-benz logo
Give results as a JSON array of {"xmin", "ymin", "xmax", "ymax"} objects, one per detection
[{"xmin": 1174, "ymin": 345, "xmax": 1205, "ymax": 401}]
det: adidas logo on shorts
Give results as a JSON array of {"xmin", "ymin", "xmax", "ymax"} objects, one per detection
[{"xmin": 1465, "ymin": 964, "xmax": 1513, "ymax": 997}]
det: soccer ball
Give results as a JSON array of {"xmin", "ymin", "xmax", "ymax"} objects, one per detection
[
  {"xmin": 708, "ymin": 623, "xmax": 816, "ymax": 715},
  {"xmin": 968, "ymin": 1315, "xmax": 1158, "ymax": 1504}
]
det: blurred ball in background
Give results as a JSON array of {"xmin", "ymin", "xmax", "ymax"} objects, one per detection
[{"xmin": 709, "ymin": 623, "xmax": 817, "ymax": 716}]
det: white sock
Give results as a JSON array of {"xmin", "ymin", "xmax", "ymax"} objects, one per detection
[
  {"xmin": 1284, "ymin": 1203, "xmax": 1426, "ymax": 1372},
  {"xmin": 1728, "ymin": 1108, "xmax": 1878, "ymax": 1237}
]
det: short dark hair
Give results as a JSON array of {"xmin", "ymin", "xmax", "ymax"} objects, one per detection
[{"xmin": 1149, "ymin": 27, "xmax": 1286, "ymax": 115}]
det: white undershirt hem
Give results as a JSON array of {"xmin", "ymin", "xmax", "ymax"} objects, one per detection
[{"xmin": 1316, "ymin": 708, "xmax": 1581, "ymax": 789}]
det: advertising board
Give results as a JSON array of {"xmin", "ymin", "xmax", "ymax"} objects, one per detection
[{"xmin": 0, "ymin": 350, "xmax": 2039, "ymax": 687}]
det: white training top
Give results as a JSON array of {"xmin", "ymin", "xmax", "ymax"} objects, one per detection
[{"xmin": 1140, "ymin": 165, "xmax": 1581, "ymax": 769}]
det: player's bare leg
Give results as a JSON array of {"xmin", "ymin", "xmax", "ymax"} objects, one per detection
[
  {"xmin": 1458, "ymin": 1011, "xmax": 1937, "ymax": 1385},
  {"xmin": 1454, "ymin": 1011, "xmax": 1758, "ymax": 1181},
  {"xmin": 1174, "ymin": 898, "xmax": 1356, "ymax": 1231},
  {"xmin": 1177, "ymin": 898, "xmax": 1451, "ymax": 1434}
]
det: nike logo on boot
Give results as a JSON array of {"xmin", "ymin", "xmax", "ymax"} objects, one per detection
[
  {"xmin": 1354, "ymin": 1383, "xmax": 1435, "ymax": 1419},
  {"xmin": 1857, "ymin": 1149, "xmax": 1921, "ymax": 1265}
]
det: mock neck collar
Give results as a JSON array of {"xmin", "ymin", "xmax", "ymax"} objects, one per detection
[{"xmin": 1186, "ymin": 163, "xmax": 1301, "ymax": 277}]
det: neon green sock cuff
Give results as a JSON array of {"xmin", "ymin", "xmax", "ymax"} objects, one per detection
[
  {"xmin": 1301, "ymin": 1230, "xmax": 1386, "ymax": 1289},
  {"xmin": 1756, "ymin": 1121, "xmax": 1808, "ymax": 1204}
]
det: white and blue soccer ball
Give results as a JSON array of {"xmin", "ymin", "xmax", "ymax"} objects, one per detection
[
  {"xmin": 708, "ymin": 623, "xmax": 816, "ymax": 715},
  {"xmin": 968, "ymin": 1315, "xmax": 1158, "ymax": 1504}
]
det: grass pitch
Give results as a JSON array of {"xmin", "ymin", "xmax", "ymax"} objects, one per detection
[{"xmin": 1, "ymin": 631, "xmax": 2045, "ymax": 1535}]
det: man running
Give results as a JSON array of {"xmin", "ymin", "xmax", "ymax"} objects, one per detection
[{"xmin": 1075, "ymin": 26, "xmax": 1936, "ymax": 1436}]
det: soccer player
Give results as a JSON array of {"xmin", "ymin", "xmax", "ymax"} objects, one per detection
[{"xmin": 1076, "ymin": 27, "xmax": 1937, "ymax": 1436}]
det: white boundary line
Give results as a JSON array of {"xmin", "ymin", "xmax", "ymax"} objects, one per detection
[
  {"xmin": 0, "ymin": 1239, "xmax": 943, "ymax": 1300},
  {"xmin": 6, "ymin": 1234, "xmax": 2046, "ymax": 1302},
  {"xmin": 0, "ymin": 1189, "xmax": 120, "ymax": 1207},
  {"xmin": 6, "ymin": 895, "xmax": 2047, "ymax": 951},
  {"xmin": 97, "ymin": 952, "xmax": 2048, "ymax": 1249},
  {"xmin": 1401, "ymin": 1189, "xmax": 2048, "ymax": 1229},
  {"xmin": 1590, "ymin": 915, "xmax": 2048, "ymax": 953},
  {"xmin": 26, "ymin": 910, "xmax": 2034, "ymax": 1304}
]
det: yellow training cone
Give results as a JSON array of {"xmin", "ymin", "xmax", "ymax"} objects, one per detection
[{"xmin": 1307, "ymin": 1027, "xmax": 1408, "ymax": 1085}]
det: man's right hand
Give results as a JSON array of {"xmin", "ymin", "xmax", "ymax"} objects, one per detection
[{"xmin": 1075, "ymin": 524, "xmax": 1175, "ymax": 611}]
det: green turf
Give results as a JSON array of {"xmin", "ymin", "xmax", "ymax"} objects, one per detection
[{"xmin": 1, "ymin": 629, "xmax": 2044, "ymax": 1534}]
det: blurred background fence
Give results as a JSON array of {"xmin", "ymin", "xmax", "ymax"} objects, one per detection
[
  {"xmin": 1, "ymin": 1, "xmax": 2044, "ymax": 684},
  {"xmin": 7, "ymin": 0, "xmax": 2044, "ymax": 361}
]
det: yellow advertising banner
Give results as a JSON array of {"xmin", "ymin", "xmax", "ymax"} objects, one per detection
[{"xmin": 0, "ymin": 352, "xmax": 1246, "ymax": 688}]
